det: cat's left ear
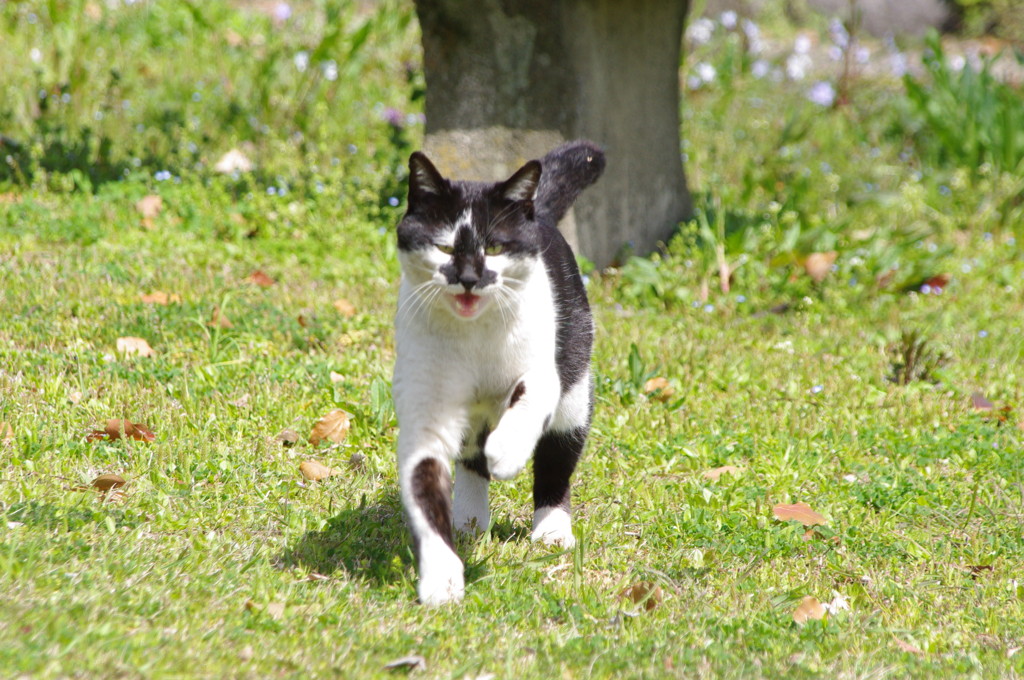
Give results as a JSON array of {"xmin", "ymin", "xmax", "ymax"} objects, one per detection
[{"xmin": 500, "ymin": 160, "xmax": 542, "ymax": 203}]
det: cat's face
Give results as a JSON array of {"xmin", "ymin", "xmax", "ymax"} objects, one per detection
[{"xmin": 396, "ymin": 153, "xmax": 543, "ymax": 321}]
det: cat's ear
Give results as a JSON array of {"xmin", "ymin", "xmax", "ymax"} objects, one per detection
[
  {"xmin": 408, "ymin": 152, "xmax": 447, "ymax": 205},
  {"xmin": 500, "ymin": 160, "xmax": 542, "ymax": 203}
]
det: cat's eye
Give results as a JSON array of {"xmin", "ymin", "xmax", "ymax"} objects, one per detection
[
  {"xmin": 436, "ymin": 244, "xmax": 455, "ymax": 255},
  {"xmin": 484, "ymin": 244, "xmax": 504, "ymax": 256}
]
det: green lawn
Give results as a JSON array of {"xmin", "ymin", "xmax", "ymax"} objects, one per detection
[{"xmin": 2, "ymin": 2, "xmax": 1024, "ymax": 678}]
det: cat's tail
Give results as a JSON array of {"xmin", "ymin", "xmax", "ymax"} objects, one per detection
[{"xmin": 535, "ymin": 140, "xmax": 606, "ymax": 224}]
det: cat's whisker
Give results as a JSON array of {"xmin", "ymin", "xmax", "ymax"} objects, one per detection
[{"xmin": 396, "ymin": 279, "xmax": 437, "ymax": 320}]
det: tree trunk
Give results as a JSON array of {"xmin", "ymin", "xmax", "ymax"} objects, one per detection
[{"xmin": 415, "ymin": 0, "xmax": 691, "ymax": 267}]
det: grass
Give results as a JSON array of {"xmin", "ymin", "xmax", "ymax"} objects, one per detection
[{"xmin": 3, "ymin": 2, "xmax": 1024, "ymax": 678}]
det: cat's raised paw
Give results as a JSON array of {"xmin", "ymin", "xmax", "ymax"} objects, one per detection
[{"xmin": 483, "ymin": 427, "xmax": 530, "ymax": 481}]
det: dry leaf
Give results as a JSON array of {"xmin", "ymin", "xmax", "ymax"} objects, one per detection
[
  {"xmin": 620, "ymin": 581, "xmax": 663, "ymax": 611},
  {"xmin": 383, "ymin": 655, "xmax": 426, "ymax": 671},
  {"xmin": 135, "ymin": 194, "xmax": 163, "ymax": 218},
  {"xmin": 703, "ymin": 465, "xmax": 744, "ymax": 481},
  {"xmin": 792, "ymin": 596, "xmax": 826, "ymax": 624},
  {"xmin": 643, "ymin": 377, "xmax": 675, "ymax": 401},
  {"xmin": 971, "ymin": 392, "xmax": 994, "ymax": 411},
  {"xmin": 329, "ymin": 371, "xmax": 345, "ymax": 384},
  {"xmin": 238, "ymin": 645, "xmax": 254, "ymax": 661},
  {"xmin": 299, "ymin": 460, "xmax": 338, "ymax": 481},
  {"xmin": 214, "ymin": 149, "xmax": 254, "ymax": 174},
  {"xmin": 310, "ymin": 409, "xmax": 352, "ymax": 446},
  {"xmin": 274, "ymin": 429, "xmax": 300, "ymax": 447},
  {"xmin": 247, "ymin": 270, "xmax": 276, "ymax": 287},
  {"xmin": 264, "ymin": 602, "xmax": 285, "ymax": 620},
  {"xmin": 87, "ymin": 419, "xmax": 156, "ymax": 443},
  {"xmin": 209, "ymin": 306, "xmax": 234, "ymax": 329},
  {"xmin": 140, "ymin": 291, "xmax": 180, "ymax": 305},
  {"xmin": 91, "ymin": 473, "xmax": 126, "ymax": 491},
  {"xmin": 116, "ymin": 336, "xmax": 155, "ymax": 358},
  {"xmin": 804, "ymin": 251, "xmax": 837, "ymax": 283},
  {"xmin": 333, "ymin": 298, "xmax": 357, "ymax": 318},
  {"xmin": 895, "ymin": 638, "xmax": 924, "ymax": 655},
  {"xmin": 773, "ymin": 502, "xmax": 827, "ymax": 527},
  {"xmin": 1, "ymin": 421, "xmax": 13, "ymax": 442}
]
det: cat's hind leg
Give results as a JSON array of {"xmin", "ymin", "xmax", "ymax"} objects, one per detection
[{"xmin": 453, "ymin": 449, "xmax": 490, "ymax": 535}]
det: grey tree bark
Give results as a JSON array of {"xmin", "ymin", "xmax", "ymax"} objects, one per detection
[{"xmin": 414, "ymin": 0, "xmax": 692, "ymax": 267}]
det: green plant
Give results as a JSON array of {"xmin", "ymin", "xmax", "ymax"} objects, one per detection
[{"xmin": 903, "ymin": 30, "xmax": 1024, "ymax": 176}]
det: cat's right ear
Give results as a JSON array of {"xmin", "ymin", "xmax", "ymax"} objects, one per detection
[{"xmin": 408, "ymin": 152, "xmax": 447, "ymax": 208}]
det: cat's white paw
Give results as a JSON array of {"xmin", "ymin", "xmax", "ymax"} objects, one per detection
[
  {"xmin": 417, "ymin": 546, "xmax": 465, "ymax": 606},
  {"xmin": 531, "ymin": 506, "xmax": 575, "ymax": 548},
  {"xmin": 453, "ymin": 465, "xmax": 490, "ymax": 534},
  {"xmin": 484, "ymin": 425, "xmax": 531, "ymax": 481}
]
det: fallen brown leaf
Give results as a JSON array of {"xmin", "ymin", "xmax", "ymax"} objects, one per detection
[
  {"xmin": 91, "ymin": 473, "xmax": 126, "ymax": 491},
  {"xmin": 87, "ymin": 419, "xmax": 156, "ymax": 443},
  {"xmin": 895, "ymin": 638, "xmax": 924, "ymax": 655},
  {"xmin": 773, "ymin": 502, "xmax": 827, "ymax": 527},
  {"xmin": 116, "ymin": 336, "xmax": 156, "ymax": 358},
  {"xmin": 703, "ymin": 465, "xmax": 744, "ymax": 481},
  {"xmin": 643, "ymin": 377, "xmax": 675, "ymax": 401},
  {"xmin": 792, "ymin": 595, "xmax": 825, "ymax": 624},
  {"xmin": 971, "ymin": 391, "xmax": 994, "ymax": 411},
  {"xmin": 135, "ymin": 194, "xmax": 163, "ymax": 219},
  {"xmin": 803, "ymin": 251, "xmax": 837, "ymax": 283},
  {"xmin": 274, "ymin": 429, "xmax": 300, "ymax": 447},
  {"xmin": 310, "ymin": 409, "xmax": 352, "ymax": 446},
  {"xmin": 247, "ymin": 270, "xmax": 276, "ymax": 287},
  {"xmin": 140, "ymin": 291, "xmax": 181, "ymax": 305},
  {"xmin": 333, "ymin": 298, "xmax": 357, "ymax": 318},
  {"xmin": 620, "ymin": 581, "xmax": 663, "ymax": 611},
  {"xmin": 383, "ymin": 655, "xmax": 426, "ymax": 671},
  {"xmin": 299, "ymin": 460, "xmax": 339, "ymax": 481},
  {"xmin": 209, "ymin": 306, "xmax": 234, "ymax": 329}
]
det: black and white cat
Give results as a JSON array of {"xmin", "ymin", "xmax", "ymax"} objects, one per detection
[{"xmin": 392, "ymin": 140, "xmax": 605, "ymax": 605}]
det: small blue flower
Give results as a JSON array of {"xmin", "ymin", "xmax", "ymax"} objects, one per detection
[
  {"xmin": 267, "ymin": 186, "xmax": 277, "ymax": 196},
  {"xmin": 810, "ymin": 384, "xmax": 824, "ymax": 394},
  {"xmin": 938, "ymin": 185, "xmax": 951, "ymax": 196},
  {"xmin": 736, "ymin": 295, "xmax": 746, "ymax": 303},
  {"xmin": 978, "ymin": 330, "xmax": 988, "ymax": 338},
  {"xmin": 703, "ymin": 304, "xmax": 715, "ymax": 313},
  {"xmin": 388, "ymin": 197, "xmax": 400, "ymax": 207},
  {"xmin": 807, "ymin": 81, "xmax": 836, "ymax": 107}
]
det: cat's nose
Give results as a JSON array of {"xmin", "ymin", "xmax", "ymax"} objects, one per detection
[{"xmin": 459, "ymin": 270, "xmax": 479, "ymax": 291}]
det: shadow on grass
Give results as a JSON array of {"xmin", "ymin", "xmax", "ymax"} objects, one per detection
[{"xmin": 277, "ymin": 491, "xmax": 410, "ymax": 584}]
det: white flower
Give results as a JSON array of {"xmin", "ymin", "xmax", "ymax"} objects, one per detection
[
  {"xmin": 751, "ymin": 59, "xmax": 770, "ymax": 79},
  {"xmin": 695, "ymin": 61, "xmax": 717, "ymax": 83},
  {"xmin": 786, "ymin": 53, "xmax": 812, "ymax": 80},
  {"xmin": 321, "ymin": 60, "xmax": 338, "ymax": 81},
  {"xmin": 855, "ymin": 46, "xmax": 871, "ymax": 64},
  {"xmin": 794, "ymin": 34, "xmax": 812, "ymax": 55},
  {"xmin": 720, "ymin": 10, "xmax": 737, "ymax": 29},
  {"xmin": 823, "ymin": 591, "xmax": 850, "ymax": 614},
  {"xmin": 29, "ymin": 47, "xmax": 42, "ymax": 63},
  {"xmin": 828, "ymin": 19, "xmax": 849, "ymax": 48},
  {"xmin": 687, "ymin": 17, "xmax": 715, "ymax": 45},
  {"xmin": 890, "ymin": 52, "xmax": 908, "ymax": 77},
  {"xmin": 807, "ymin": 81, "xmax": 836, "ymax": 107},
  {"xmin": 293, "ymin": 50, "xmax": 309, "ymax": 73}
]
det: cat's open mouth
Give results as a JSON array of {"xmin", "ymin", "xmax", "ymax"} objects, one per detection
[{"xmin": 452, "ymin": 292, "xmax": 486, "ymax": 318}]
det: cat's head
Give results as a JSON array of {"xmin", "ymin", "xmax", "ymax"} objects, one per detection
[{"xmin": 396, "ymin": 152, "xmax": 544, "ymax": 321}]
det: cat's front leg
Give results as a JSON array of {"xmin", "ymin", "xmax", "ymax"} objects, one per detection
[
  {"xmin": 484, "ymin": 372, "xmax": 560, "ymax": 481},
  {"xmin": 398, "ymin": 430, "xmax": 464, "ymax": 606}
]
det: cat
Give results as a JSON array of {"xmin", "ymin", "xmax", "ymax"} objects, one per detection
[{"xmin": 392, "ymin": 140, "xmax": 605, "ymax": 605}]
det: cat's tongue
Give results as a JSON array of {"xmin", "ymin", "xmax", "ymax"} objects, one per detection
[{"xmin": 453, "ymin": 292, "xmax": 481, "ymax": 318}]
